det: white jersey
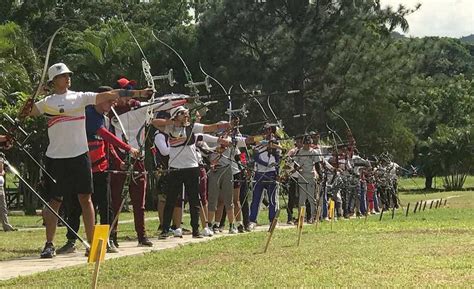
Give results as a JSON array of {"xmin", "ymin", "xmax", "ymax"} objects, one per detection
[
  {"xmin": 293, "ymin": 147, "xmax": 323, "ymax": 178},
  {"xmin": 164, "ymin": 123, "xmax": 205, "ymax": 169},
  {"xmin": 388, "ymin": 162, "xmax": 400, "ymax": 179},
  {"xmin": 35, "ymin": 90, "xmax": 97, "ymax": 158},
  {"xmin": 110, "ymin": 100, "xmax": 186, "ymax": 151},
  {"xmin": 254, "ymin": 143, "xmax": 280, "ymax": 173},
  {"xmin": 209, "ymin": 147, "xmax": 241, "ymax": 175}
]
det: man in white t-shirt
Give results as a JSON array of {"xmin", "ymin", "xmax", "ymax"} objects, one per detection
[
  {"xmin": 23, "ymin": 63, "xmax": 152, "ymax": 258},
  {"xmin": 292, "ymin": 135, "xmax": 323, "ymax": 223}
]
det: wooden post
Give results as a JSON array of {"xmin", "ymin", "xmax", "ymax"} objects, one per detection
[
  {"xmin": 444, "ymin": 199, "xmax": 447, "ymax": 207},
  {"xmin": 331, "ymin": 203, "xmax": 335, "ymax": 230},
  {"xmin": 91, "ymin": 239, "xmax": 104, "ymax": 289},
  {"xmin": 314, "ymin": 186, "xmax": 323, "ymax": 229},
  {"xmin": 405, "ymin": 203, "xmax": 410, "ymax": 217},
  {"xmin": 413, "ymin": 202, "xmax": 419, "ymax": 213},
  {"xmin": 297, "ymin": 206, "xmax": 305, "ymax": 246},
  {"xmin": 435, "ymin": 200, "xmax": 440, "ymax": 208},
  {"xmin": 422, "ymin": 201, "xmax": 427, "ymax": 211},
  {"xmin": 264, "ymin": 209, "xmax": 280, "ymax": 253},
  {"xmin": 439, "ymin": 198, "xmax": 443, "ymax": 208},
  {"xmin": 429, "ymin": 200, "xmax": 434, "ymax": 209},
  {"xmin": 329, "ymin": 200, "xmax": 335, "ymax": 230}
]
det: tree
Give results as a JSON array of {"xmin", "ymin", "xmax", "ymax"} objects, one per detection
[{"xmin": 196, "ymin": 0, "xmax": 418, "ymax": 163}]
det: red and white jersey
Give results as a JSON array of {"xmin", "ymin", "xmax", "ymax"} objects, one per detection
[{"xmin": 35, "ymin": 90, "xmax": 97, "ymax": 158}]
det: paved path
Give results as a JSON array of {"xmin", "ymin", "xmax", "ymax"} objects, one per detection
[
  {"xmin": 0, "ymin": 224, "xmax": 291, "ymax": 281},
  {"xmin": 15, "ymin": 217, "xmax": 160, "ymax": 232}
]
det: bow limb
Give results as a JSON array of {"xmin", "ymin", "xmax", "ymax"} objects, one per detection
[
  {"xmin": 239, "ymin": 84, "xmax": 269, "ymax": 121},
  {"xmin": 122, "ymin": 18, "xmax": 157, "ymax": 156},
  {"xmin": 33, "ymin": 27, "xmax": 63, "ymax": 100},
  {"xmin": 199, "ymin": 62, "xmax": 231, "ymax": 121},
  {"xmin": 151, "ymin": 30, "xmax": 199, "ymax": 95},
  {"xmin": 326, "ymin": 123, "xmax": 344, "ymax": 144},
  {"xmin": 110, "ymin": 107, "xmax": 129, "ymax": 144},
  {"xmin": 330, "ymin": 108, "xmax": 350, "ymax": 131},
  {"xmin": 330, "ymin": 108, "xmax": 356, "ymax": 157},
  {"xmin": 121, "ymin": 17, "xmax": 155, "ymax": 93},
  {"xmin": 266, "ymin": 93, "xmax": 290, "ymax": 143},
  {"xmin": 326, "ymin": 123, "xmax": 340, "ymax": 170},
  {"xmin": 18, "ymin": 27, "xmax": 62, "ymax": 120}
]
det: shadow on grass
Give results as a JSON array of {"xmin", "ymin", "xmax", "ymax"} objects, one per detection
[
  {"xmin": 399, "ymin": 188, "xmax": 445, "ymax": 194},
  {"xmin": 400, "ymin": 187, "xmax": 474, "ymax": 194}
]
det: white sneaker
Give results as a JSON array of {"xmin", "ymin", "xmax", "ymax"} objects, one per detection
[
  {"xmin": 173, "ymin": 228, "xmax": 183, "ymax": 238},
  {"xmin": 248, "ymin": 222, "xmax": 257, "ymax": 231},
  {"xmin": 229, "ymin": 225, "xmax": 238, "ymax": 234},
  {"xmin": 201, "ymin": 227, "xmax": 214, "ymax": 237}
]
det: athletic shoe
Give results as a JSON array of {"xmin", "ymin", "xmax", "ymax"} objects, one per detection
[
  {"xmin": 201, "ymin": 227, "xmax": 214, "ymax": 237},
  {"xmin": 247, "ymin": 222, "xmax": 256, "ymax": 231},
  {"xmin": 173, "ymin": 228, "xmax": 183, "ymax": 238},
  {"xmin": 229, "ymin": 224, "xmax": 238, "ymax": 234},
  {"xmin": 244, "ymin": 225, "xmax": 251, "ymax": 232},
  {"xmin": 107, "ymin": 242, "xmax": 119, "ymax": 253},
  {"xmin": 111, "ymin": 232, "xmax": 119, "ymax": 248},
  {"xmin": 286, "ymin": 220, "xmax": 294, "ymax": 225},
  {"xmin": 40, "ymin": 242, "xmax": 55, "ymax": 258},
  {"xmin": 237, "ymin": 224, "xmax": 245, "ymax": 233},
  {"xmin": 212, "ymin": 224, "xmax": 220, "ymax": 234},
  {"xmin": 182, "ymin": 227, "xmax": 192, "ymax": 234},
  {"xmin": 138, "ymin": 237, "xmax": 153, "ymax": 247},
  {"xmin": 158, "ymin": 231, "xmax": 169, "ymax": 240},
  {"xmin": 56, "ymin": 240, "xmax": 76, "ymax": 255},
  {"xmin": 192, "ymin": 231, "xmax": 204, "ymax": 239},
  {"xmin": 3, "ymin": 225, "xmax": 17, "ymax": 232}
]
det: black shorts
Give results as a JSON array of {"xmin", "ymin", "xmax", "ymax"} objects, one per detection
[
  {"xmin": 44, "ymin": 152, "xmax": 93, "ymax": 202},
  {"xmin": 156, "ymin": 173, "xmax": 169, "ymax": 202}
]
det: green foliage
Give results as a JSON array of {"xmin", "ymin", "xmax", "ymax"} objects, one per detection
[
  {"xmin": 0, "ymin": 0, "xmax": 472, "ymax": 196},
  {"xmin": 0, "ymin": 22, "xmax": 38, "ymax": 93}
]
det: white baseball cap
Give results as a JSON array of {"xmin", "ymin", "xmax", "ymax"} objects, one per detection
[
  {"xmin": 48, "ymin": 63, "xmax": 73, "ymax": 83},
  {"xmin": 169, "ymin": 106, "xmax": 189, "ymax": 119}
]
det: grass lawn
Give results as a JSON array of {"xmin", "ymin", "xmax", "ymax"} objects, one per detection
[{"xmin": 0, "ymin": 190, "xmax": 472, "ymax": 287}]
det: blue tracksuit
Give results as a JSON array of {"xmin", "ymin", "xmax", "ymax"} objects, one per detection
[{"xmin": 249, "ymin": 143, "xmax": 280, "ymax": 223}]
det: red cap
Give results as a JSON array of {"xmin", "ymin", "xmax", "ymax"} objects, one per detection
[{"xmin": 117, "ymin": 77, "xmax": 137, "ymax": 89}]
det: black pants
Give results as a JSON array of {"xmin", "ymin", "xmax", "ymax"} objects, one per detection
[
  {"xmin": 239, "ymin": 178, "xmax": 250, "ymax": 227},
  {"xmin": 91, "ymin": 173, "xmax": 114, "ymax": 227},
  {"xmin": 287, "ymin": 177, "xmax": 298, "ymax": 222},
  {"xmin": 162, "ymin": 167, "xmax": 200, "ymax": 234},
  {"xmin": 64, "ymin": 172, "xmax": 114, "ymax": 240}
]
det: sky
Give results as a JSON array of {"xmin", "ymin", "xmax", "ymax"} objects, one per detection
[{"xmin": 380, "ymin": 0, "xmax": 473, "ymax": 38}]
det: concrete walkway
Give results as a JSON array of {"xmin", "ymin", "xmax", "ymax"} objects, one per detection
[
  {"xmin": 0, "ymin": 224, "xmax": 291, "ymax": 281},
  {"xmin": 15, "ymin": 217, "xmax": 160, "ymax": 232}
]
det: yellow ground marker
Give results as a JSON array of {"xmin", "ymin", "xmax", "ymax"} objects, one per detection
[{"xmin": 297, "ymin": 206, "xmax": 305, "ymax": 246}]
